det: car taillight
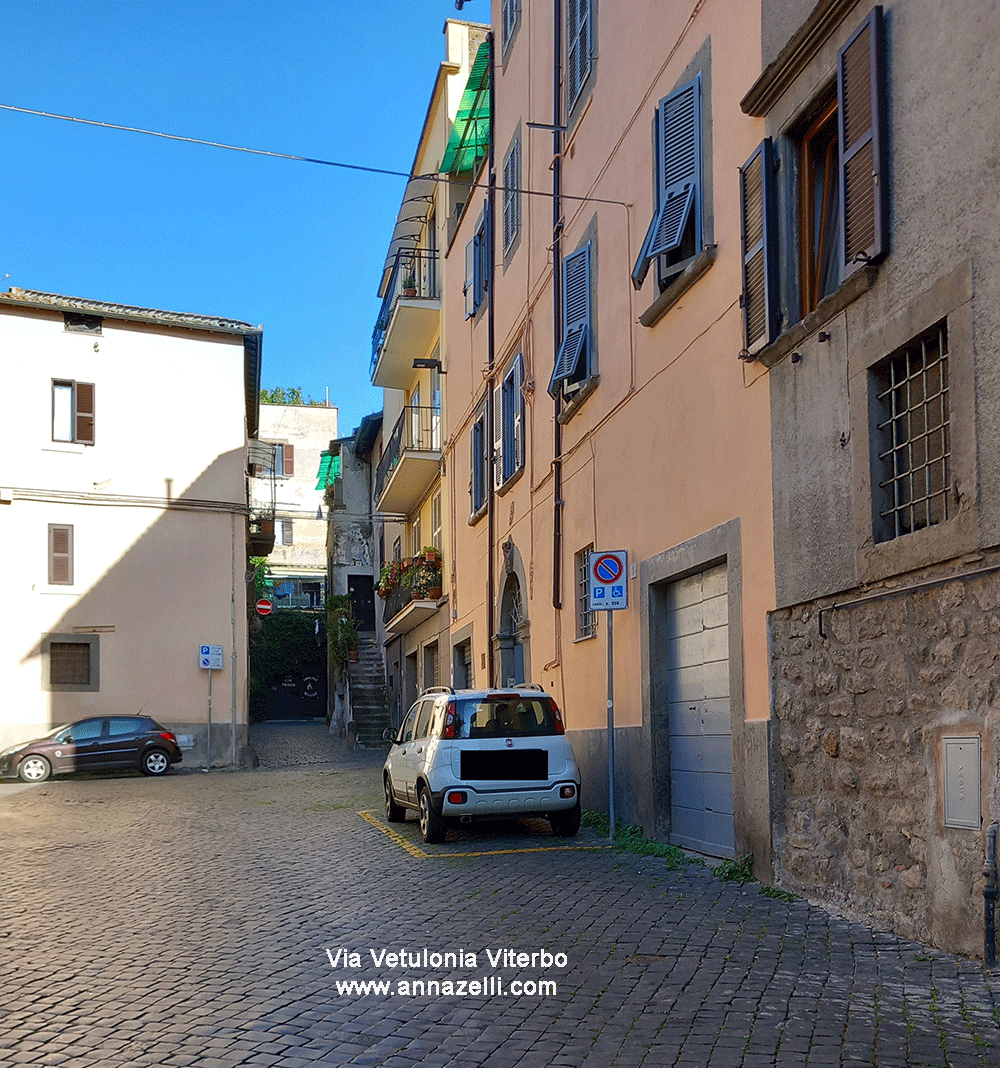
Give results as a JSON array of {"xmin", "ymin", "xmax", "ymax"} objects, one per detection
[
  {"xmin": 560, "ymin": 784, "xmax": 576, "ymax": 799},
  {"xmin": 550, "ymin": 700, "xmax": 565, "ymax": 735},
  {"xmin": 160, "ymin": 732, "xmax": 176, "ymax": 743},
  {"xmin": 443, "ymin": 700, "xmax": 457, "ymax": 739}
]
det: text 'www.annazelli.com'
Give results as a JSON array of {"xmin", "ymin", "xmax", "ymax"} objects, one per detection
[
  {"xmin": 333, "ymin": 976, "xmax": 557, "ymax": 998},
  {"xmin": 326, "ymin": 947, "xmax": 566, "ymax": 998}
]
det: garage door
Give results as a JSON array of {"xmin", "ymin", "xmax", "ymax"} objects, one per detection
[{"xmin": 665, "ymin": 563, "xmax": 734, "ymax": 857}]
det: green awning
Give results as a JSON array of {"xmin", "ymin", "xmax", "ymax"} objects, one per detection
[
  {"xmin": 440, "ymin": 39, "xmax": 491, "ymax": 175},
  {"xmin": 315, "ymin": 451, "xmax": 341, "ymax": 489}
]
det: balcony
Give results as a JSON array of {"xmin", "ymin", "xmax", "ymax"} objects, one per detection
[
  {"xmin": 375, "ymin": 405, "xmax": 441, "ymax": 515},
  {"xmin": 382, "ymin": 580, "xmax": 441, "ymax": 638},
  {"xmin": 371, "ymin": 248, "xmax": 440, "ymax": 389},
  {"xmin": 248, "ymin": 439, "xmax": 277, "ymax": 556}
]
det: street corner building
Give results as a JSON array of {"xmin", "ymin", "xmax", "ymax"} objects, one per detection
[{"xmin": 0, "ymin": 286, "xmax": 265, "ymax": 769}]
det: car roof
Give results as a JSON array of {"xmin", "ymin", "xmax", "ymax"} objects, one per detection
[{"xmin": 418, "ymin": 685, "xmax": 551, "ymax": 700}]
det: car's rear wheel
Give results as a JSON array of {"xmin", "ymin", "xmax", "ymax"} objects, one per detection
[
  {"xmin": 550, "ymin": 799, "xmax": 581, "ymax": 837},
  {"xmin": 17, "ymin": 755, "xmax": 51, "ymax": 783},
  {"xmin": 140, "ymin": 748, "xmax": 171, "ymax": 776},
  {"xmin": 384, "ymin": 775, "xmax": 405, "ymax": 822},
  {"xmin": 418, "ymin": 786, "xmax": 446, "ymax": 843}
]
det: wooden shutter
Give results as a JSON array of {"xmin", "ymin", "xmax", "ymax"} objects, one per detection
[
  {"xmin": 48, "ymin": 524, "xmax": 73, "ymax": 585},
  {"xmin": 632, "ymin": 76, "xmax": 701, "ymax": 288},
  {"xmin": 550, "ymin": 245, "xmax": 591, "ymax": 393},
  {"xmin": 282, "ymin": 520, "xmax": 293, "ymax": 546},
  {"xmin": 75, "ymin": 382, "xmax": 95, "ymax": 444},
  {"xmin": 740, "ymin": 138, "xmax": 778, "ymax": 354},
  {"xmin": 282, "ymin": 443, "xmax": 294, "ymax": 476},
  {"xmin": 464, "ymin": 237, "xmax": 476, "ymax": 317},
  {"xmin": 838, "ymin": 6, "xmax": 888, "ymax": 273},
  {"xmin": 492, "ymin": 379, "xmax": 504, "ymax": 491}
]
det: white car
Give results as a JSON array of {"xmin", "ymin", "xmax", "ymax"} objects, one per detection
[{"xmin": 382, "ymin": 685, "xmax": 582, "ymax": 843}]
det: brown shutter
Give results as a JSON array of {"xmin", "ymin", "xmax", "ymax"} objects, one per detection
[
  {"xmin": 48, "ymin": 524, "xmax": 73, "ymax": 585},
  {"xmin": 282, "ymin": 519, "xmax": 293, "ymax": 546},
  {"xmin": 838, "ymin": 6, "xmax": 888, "ymax": 273},
  {"xmin": 75, "ymin": 383, "xmax": 95, "ymax": 444},
  {"xmin": 283, "ymin": 443, "xmax": 295, "ymax": 476},
  {"xmin": 740, "ymin": 139, "xmax": 778, "ymax": 354}
]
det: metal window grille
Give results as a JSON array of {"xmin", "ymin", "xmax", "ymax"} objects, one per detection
[
  {"xmin": 50, "ymin": 642, "xmax": 91, "ymax": 686},
  {"xmin": 871, "ymin": 320, "xmax": 950, "ymax": 543},
  {"xmin": 576, "ymin": 546, "xmax": 595, "ymax": 638}
]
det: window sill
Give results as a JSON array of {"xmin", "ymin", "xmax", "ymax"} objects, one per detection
[
  {"xmin": 556, "ymin": 376, "xmax": 600, "ymax": 425},
  {"xmin": 497, "ymin": 466, "xmax": 525, "ymax": 497},
  {"xmin": 468, "ymin": 503, "xmax": 487, "ymax": 527},
  {"xmin": 573, "ymin": 631, "xmax": 597, "ymax": 644},
  {"xmin": 639, "ymin": 245, "xmax": 717, "ymax": 328},
  {"xmin": 756, "ymin": 265, "xmax": 878, "ymax": 369}
]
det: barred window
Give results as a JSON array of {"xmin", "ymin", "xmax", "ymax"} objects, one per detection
[
  {"xmin": 44, "ymin": 634, "xmax": 99, "ymax": 692},
  {"xmin": 870, "ymin": 320, "xmax": 950, "ymax": 543},
  {"xmin": 576, "ymin": 545, "xmax": 595, "ymax": 639}
]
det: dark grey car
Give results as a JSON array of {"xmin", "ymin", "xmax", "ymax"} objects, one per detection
[{"xmin": 0, "ymin": 715, "xmax": 183, "ymax": 782}]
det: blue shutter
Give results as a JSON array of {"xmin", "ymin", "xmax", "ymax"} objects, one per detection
[
  {"xmin": 512, "ymin": 354, "xmax": 524, "ymax": 473},
  {"xmin": 471, "ymin": 413, "xmax": 484, "ymax": 511},
  {"xmin": 838, "ymin": 6, "xmax": 888, "ymax": 273},
  {"xmin": 464, "ymin": 237, "xmax": 475, "ymax": 318},
  {"xmin": 492, "ymin": 378, "xmax": 504, "ymax": 490},
  {"xmin": 567, "ymin": 0, "xmax": 592, "ymax": 108},
  {"xmin": 549, "ymin": 245, "xmax": 591, "ymax": 394},
  {"xmin": 503, "ymin": 139, "xmax": 520, "ymax": 251},
  {"xmin": 632, "ymin": 75, "xmax": 702, "ymax": 289},
  {"xmin": 740, "ymin": 138, "xmax": 778, "ymax": 354}
]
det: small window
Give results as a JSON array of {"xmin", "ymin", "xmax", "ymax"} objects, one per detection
[
  {"xmin": 500, "ymin": 355, "xmax": 525, "ymax": 484},
  {"xmin": 502, "ymin": 136, "xmax": 521, "ymax": 252},
  {"xmin": 411, "ymin": 518, "xmax": 422, "ymax": 558},
  {"xmin": 549, "ymin": 244, "xmax": 592, "ymax": 398},
  {"xmin": 43, "ymin": 634, "xmax": 99, "ymax": 692},
  {"xmin": 796, "ymin": 90, "xmax": 842, "ymax": 314},
  {"xmin": 48, "ymin": 524, "xmax": 73, "ymax": 585},
  {"xmin": 64, "ymin": 312, "xmax": 102, "ymax": 334},
  {"xmin": 632, "ymin": 75, "xmax": 703, "ymax": 290},
  {"xmin": 464, "ymin": 210, "xmax": 490, "ymax": 318},
  {"xmin": 501, "ymin": 0, "xmax": 519, "ymax": 52},
  {"xmin": 566, "ymin": 0, "xmax": 593, "ymax": 111},
  {"xmin": 52, "ymin": 380, "xmax": 95, "ymax": 445},
  {"xmin": 471, "ymin": 407, "xmax": 488, "ymax": 515},
  {"xmin": 276, "ymin": 519, "xmax": 293, "ymax": 546},
  {"xmin": 431, "ymin": 491, "xmax": 442, "ymax": 550},
  {"xmin": 576, "ymin": 546, "xmax": 595, "ymax": 638},
  {"xmin": 870, "ymin": 320, "xmax": 950, "ymax": 544}
]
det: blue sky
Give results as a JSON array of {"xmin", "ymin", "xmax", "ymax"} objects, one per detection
[{"xmin": 1, "ymin": 0, "xmax": 484, "ymax": 434}]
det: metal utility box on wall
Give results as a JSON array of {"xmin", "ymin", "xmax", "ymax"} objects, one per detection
[{"xmin": 942, "ymin": 736, "xmax": 981, "ymax": 830}]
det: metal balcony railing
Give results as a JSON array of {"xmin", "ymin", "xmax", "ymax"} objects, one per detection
[
  {"xmin": 371, "ymin": 248, "xmax": 439, "ymax": 374},
  {"xmin": 374, "ymin": 405, "xmax": 441, "ymax": 507}
]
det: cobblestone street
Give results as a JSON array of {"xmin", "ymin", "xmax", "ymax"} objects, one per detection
[{"xmin": 2, "ymin": 720, "xmax": 999, "ymax": 1067}]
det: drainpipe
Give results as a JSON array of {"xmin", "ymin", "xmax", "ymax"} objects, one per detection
[
  {"xmin": 985, "ymin": 822, "xmax": 998, "ymax": 969},
  {"xmin": 486, "ymin": 30, "xmax": 497, "ymax": 685},
  {"xmin": 551, "ymin": 0, "xmax": 564, "ymax": 611}
]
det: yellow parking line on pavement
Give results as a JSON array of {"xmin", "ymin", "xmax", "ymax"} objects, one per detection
[{"xmin": 358, "ymin": 810, "xmax": 611, "ymax": 858}]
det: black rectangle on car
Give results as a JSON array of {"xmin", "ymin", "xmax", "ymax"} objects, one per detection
[{"xmin": 460, "ymin": 748, "xmax": 548, "ymax": 780}]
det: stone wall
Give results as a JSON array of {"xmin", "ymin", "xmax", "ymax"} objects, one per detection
[{"xmin": 770, "ymin": 566, "xmax": 1000, "ymax": 957}]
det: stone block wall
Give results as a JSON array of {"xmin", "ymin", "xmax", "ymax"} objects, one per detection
[{"xmin": 770, "ymin": 568, "xmax": 1000, "ymax": 957}]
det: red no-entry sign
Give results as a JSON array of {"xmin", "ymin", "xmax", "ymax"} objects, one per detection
[{"xmin": 256, "ymin": 598, "xmax": 273, "ymax": 616}]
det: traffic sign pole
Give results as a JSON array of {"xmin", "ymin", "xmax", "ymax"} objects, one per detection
[
  {"xmin": 206, "ymin": 668, "xmax": 212, "ymax": 773},
  {"xmin": 607, "ymin": 608, "xmax": 615, "ymax": 843}
]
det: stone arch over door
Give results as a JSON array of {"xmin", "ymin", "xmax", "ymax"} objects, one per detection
[{"xmin": 495, "ymin": 538, "xmax": 530, "ymax": 685}]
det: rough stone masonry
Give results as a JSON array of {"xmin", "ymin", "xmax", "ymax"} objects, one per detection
[{"xmin": 770, "ymin": 567, "xmax": 1000, "ymax": 957}]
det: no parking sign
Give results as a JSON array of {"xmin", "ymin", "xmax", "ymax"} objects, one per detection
[{"xmin": 588, "ymin": 550, "xmax": 628, "ymax": 611}]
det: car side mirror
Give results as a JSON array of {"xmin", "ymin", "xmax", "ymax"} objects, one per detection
[
  {"xmin": 382, "ymin": 727, "xmax": 397, "ymax": 743},
  {"xmin": 62, "ymin": 735, "xmax": 73, "ymax": 744}
]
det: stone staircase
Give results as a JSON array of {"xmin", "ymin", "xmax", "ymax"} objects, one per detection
[{"xmin": 348, "ymin": 634, "xmax": 390, "ymax": 748}]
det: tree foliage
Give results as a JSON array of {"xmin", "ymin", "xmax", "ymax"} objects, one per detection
[
  {"xmin": 260, "ymin": 386, "xmax": 326, "ymax": 406},
  {"xmin": 248, "ymin": 610, "xmax": 326, "ymax": 723}
]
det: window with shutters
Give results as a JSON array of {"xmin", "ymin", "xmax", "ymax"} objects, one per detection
[
  {"xmin": 502, "ymin": 135, "xmax": 521, "ymax": 254},
  {"xmin": 276, "ymin": 519, "xmax": 293, "ymax": 546},
  {"xmin": 632, "ymin": 75, "xmax": 703, "ymax": 291},
  {"xmin": 411, "ymin": 518, "xmax": 422, "ymax": 558},
  {"xmin": 264, "ymin": 443, "xmax": 294, "ymax": 478},
  {"xmin": 739, "ymin": 6, "xmax": 887, "ymax": 349},
  {"xmin": 431, "ymin": 491, "xmax": 442, "ymax": 550},
  {"xmin": 43, "ymin": 633, "xmax": 99, "ymax": 692},
  {"xmin": 500, "ymin": 355, "xmax": 525, "ymax": 485},
  {"xmin": 48, "ymin": 524, "xmax": 73, "ymax": 585},
  {"xmin": 52, "ymin": 380, "xmax": 95, "ymax": 445},
  {"xmin": 501, "ymin": 0, "xmax": 519, "ymax": 55},
  {"xmin": 549, "ymin": 244, "xmax": 593, "ymax": 400},
  {"xmin": 576, "ymin": 545, "xmax": 596, "ymax": 639},
  {"xmin": 566, "ymin": 0, "xmax": 593, "ymax": 112},
  {"xmin": 470, "ymin": 407, "xmax": 488, "ymax": 517},
  {"xmin": 464, "ymin": 210, "xmax": 489, "ymax": 318}
]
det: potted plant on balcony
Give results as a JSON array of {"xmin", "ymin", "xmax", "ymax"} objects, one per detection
[
  {"xmin": 377, "ymin": 559, "xmax": 402, "ymax": 599},
  {"xmin": 402, "ymin": 272, "xmax": 417, "ymax": 298},
  {"xmin": 420, "ymin": 545, "xmax": 442, "ymax": 565}
]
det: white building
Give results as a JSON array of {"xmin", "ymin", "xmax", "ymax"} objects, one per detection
[{"xmin": 0, "ymin": 287, "xmax": 262, "ymax": 765}]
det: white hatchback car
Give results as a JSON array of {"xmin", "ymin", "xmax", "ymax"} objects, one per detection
[{"xmin": 382, "ymin": 685, "xmax": 582, "ymax": 843}]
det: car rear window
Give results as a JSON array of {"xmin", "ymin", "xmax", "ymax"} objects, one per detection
[{"xmin": 454, "ymin": 697, "xmax": 560, "ymax": 738}]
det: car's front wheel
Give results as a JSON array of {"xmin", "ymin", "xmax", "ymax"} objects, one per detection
[
  {"xmin": 17, "ymin": 755, "xmax": 51, "ymax": 783},
  {"xmin": 550, "ymin": 799, "xmax": 581, "ymax": 837},
  {"xmin": 140, "ymin": 748, "xmax": 171, "ymax": 776},
  {"xmin": 418, "ymin": 786, "xmax": 446, "ymax": 843},
  {"xmin": 384, "ymin": 775, "xmax": 405, "ymax": 822}
]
